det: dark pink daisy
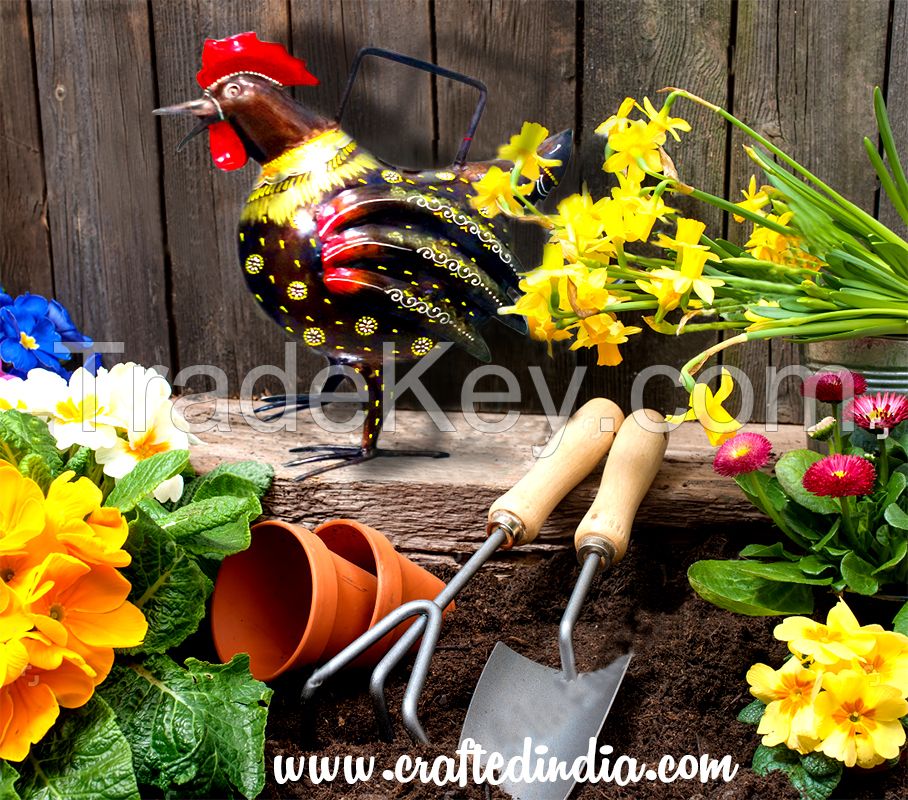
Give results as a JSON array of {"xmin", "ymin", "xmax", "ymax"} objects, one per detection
[
  {"xmin": 802, "ymin": 454, "xmax": 877, "ymax": 497},
  {"xmin": 845, "ymin": 392, "xmax": 908, "ymax": 432},
  {"xmin": 713, "ymin": 432, "xmax": 772, "ymax": 477},
  {"xmin": 800, "ymin": 370, "xmax": 867, "ymax": 403}
]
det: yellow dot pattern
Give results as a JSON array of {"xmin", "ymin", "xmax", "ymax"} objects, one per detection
[
  {"xmin": 303, "ymin": 327, "xmax": 326, "ymax": 346},
  {"xmin": 287, "ymin": 281, "xmax": 308, "ymax": 301},
  {"xmin": 381, "ymin": 169, "xmax": 403, "ymax": 183},
  {"xmin": 435, "ymin": 171, "xmax": 456, "ymax": 181},
  {"xmin": 411, "ymin": 336, "xmax": 435, "ymax": 357},
  {"xmin": 355, "ymin": 316, "xmax": 378, "ymax": 336},
  {"xmin": 245, "ymin": 253, "xmax": 264, "ymax": 274}
]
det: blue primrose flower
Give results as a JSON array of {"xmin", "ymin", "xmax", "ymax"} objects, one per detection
[{"xmin": 0, "ymin": 292, "xmax": 96, "ymax": 378}]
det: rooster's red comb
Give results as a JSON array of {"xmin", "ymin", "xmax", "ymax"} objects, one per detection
[{"xmin": 196, "ymin": 32, "xmax": 318, "ymax": 89}]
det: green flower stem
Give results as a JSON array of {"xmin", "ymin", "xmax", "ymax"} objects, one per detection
[
  {"xmin": 879, "ymin": 437, "xmax": 890, "ymax": 485},
  {"xmin": 704, "ymin": 271, "xmax": 806, "ymax": 296},
  {"xmin": 668, "ymin": 87, "xmax": 908, "ymax": 249},
  {"xmin": 742, "ymin": 472, "xmax": 808, "ymax": 549},
  {"xmin": 509, "ymin": 158, "xmax": 544, "ymax": 217},
  {"xmin": 838, "ymin": 496, "xmax": 860, "ymax": 549},
  {"xmin": 616, "ymin": 243, "xmax": 630, "ymax": 271},
  {"xmin": 830, "ymin": 401, "xmax": 843, "ymax": 455},
  {"xmin": 598, "ymin": 300, "xmax": 660, "ymax": 312}
]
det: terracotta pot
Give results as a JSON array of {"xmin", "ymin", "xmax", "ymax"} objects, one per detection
[
  {"xmin": 211, "ymin": 519, "xmax": 455, "ymax": 680},
  {"xmin": 211, "ymin": 520, "xmax": 379, "ymax": 681},
  {"xmin": 313, "ymin": 519, "xmax": 454, "ymax": 666}
]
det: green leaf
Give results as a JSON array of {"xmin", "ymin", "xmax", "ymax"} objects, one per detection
[
  {"xmin": 186, "ymin": 461, "xmax": 273, "ymax": 501},
  {"xmin": 840, "ymin": 552, "xmax": 880, "ymax": 595},
  {"xmin": 798, "ymin": 554, "xmax": 835, "ymax": 576},
  {"xmin": 688, "ymin": 560, "xmax": 816, "ymax": 616},
  {"xmin": 103, "ymin": 450, "xmax": 189, "ymax": 512},
  {"xmin": 751, "ymin": 743, "xmax": 842, "ymax": 800},
  {"xmin": 775, "ymin": 450, "xmax": 840, "ymax": 515},
  {"xmin": 0, "ymin": 762, "xmax": 21, "ymax": 800},
  {"xmin": 0, "ymin": 410, "xmax": 63, "ymax": 475},
  {"xmin": 158, "ymin": 496, "xmax": 260, "ymax": 558},
  {"xmin": 893, "ymin": 600, "xmax": 908, "ymax": 635},
  {"xmin": 14, "ymin": 697, "xmax": 139, "ymax": 800},
  {"xmin": 735, "ymin": 471, "xmax": 789, "ymax": 513},
  {"xmin": 873, "ymin": 537, "xmax": 907, "ymax": 575},
  {"xmin": 737, "ymin": 698, "xmax": 766, "ymax": 725},
  {"xmin": 740, "ymin": 543, "xmax": 799, "ymax": 561},
  {"xmin": 884, "ymin": 502, "xmax": 908, "ymax": 531},
  {"xmin": 800, "ymin": 751, "xmax": 843, "ymax": 779},
  {"xmin": 17, "ymin": 453, "xmax": 52, "ymax": 493},
  {"xmin": 63, "ymin": 446, "xmax": 94, "ymax": 479},
  {"xmin": 123, "ymin": 514, "xmax": 212, "ymax": 654},
  {"xmin": 886, "ymin": 471, "xmax": 907, "ymax": 505},
  {"xmin": 100, "ymin": 654, "xmax": 272, "ymax": 799}
]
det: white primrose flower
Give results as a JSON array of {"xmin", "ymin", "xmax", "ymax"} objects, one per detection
[
  {"xmin": 105, "ymin": 362, "xmax": 173, "ymax": 431},
  {"xmin": 24, "ymin": 367, "xmax": 120, "ymax": 450},
  {"xmin": 0, "ymin": 375, "xmax": 27, "ymax": 411}
]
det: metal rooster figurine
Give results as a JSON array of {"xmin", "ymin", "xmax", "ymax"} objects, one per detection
[{"xmin": 156, "ymin": 33, "xmax": 571, "ymax": 478}]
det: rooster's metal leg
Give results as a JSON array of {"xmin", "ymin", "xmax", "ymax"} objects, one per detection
[{"xmin": 287, "ymin": 365, "xmax": 447, "ymax": 480}]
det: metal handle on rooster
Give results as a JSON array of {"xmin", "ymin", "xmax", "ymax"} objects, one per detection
[{"xmin": 336, "ymin": 47, "xmax": 488, "ymax": 167}]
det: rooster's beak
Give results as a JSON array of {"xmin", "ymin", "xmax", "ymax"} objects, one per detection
[{"xmin": 153, "ymin": 97, "xmax": 220, "ymax": 151}]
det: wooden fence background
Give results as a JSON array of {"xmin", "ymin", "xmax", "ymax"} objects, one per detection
[{"xmin": 1, "ymin": 0, "xmax": 904, "ymax": 421}]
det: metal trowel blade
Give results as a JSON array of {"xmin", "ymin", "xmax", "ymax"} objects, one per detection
[{"xmin": 459, "ymin": 642, "xmax": 631, "ymax": 800}]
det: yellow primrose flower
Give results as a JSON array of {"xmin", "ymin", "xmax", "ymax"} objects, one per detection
[
  {"xmin": 0, "ymin": 464, "xmax": 46, "ymax": 556},
  {"xmin": 669, "ymin": 368, "xmax": 742, "ymax": 447},
  {"xmin": 470, "ymin": 166, "xmax": 528, "ymax": 218},
  {"xmin": 497, "ymin": 122, "xmax": 562, "ymax": 182},
  {"xmin": 733, "ymin": 176, "xmax": 770, "ymax": 222},
  {"xmin": 604, "ymin": 120, "xmax": 665, "ymax": 181},
  {"xmin": 637, "ymin": 97, "xmax": 691, "ymax": 142},
  {"xmin": 773, "ymin": 599, "xmax": 879, "ymax": 666},
  {"xmin": 746, "ymin": 657, "xmax": 821, "ymax": 753},
  {"xmin": 854, "ymin": 630, "xmax": 908, "ymax": 695},
  {"xmin": 569, "ymin": 313, "xmax": 641, "ymax": 366},
  {"xmin": 814, "ymin": 670, "xmax": 908, "ymax": 768},
  {"xmin": 594, "ymin": 97, "xmax": 636, "ymax": 138}
]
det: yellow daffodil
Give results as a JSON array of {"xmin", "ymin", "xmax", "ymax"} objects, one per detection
[
  {"xmin": 636, "ymin": 275, "xmax": 684, "ymax": 317},
  {"xmin": 814, "ymin": 670, "xmax": 908, "ymax": 768},
  {"xmin": 594, "ymin": 97, "xmax": 636, "ymax": 138},
  {"xmin": 550, "ymin": 190, "xmax": 615, "ymax": 261},
  {"xmin": 637, "ymin": 97, "xmax": 691, "ymax": 142},
  {"xmin": 470, "ymin": 166, "xmax": 528, "ymax": 218},
  {"xmin": 733, "ymin": 175, "xmax": 770, "ymax": 222},
  {"xmin": 497, "ymin": 122, "xmax": 562, "ymax": 182},
  {"xmin": 747, "ymin": 657, "xmax": 821, "ymax": 753},
  {"xmin": 569, "ymin": 313, "xmax": 641, "ymax": 366},
  {"xmin": 774, "ymin": 600, "xmax": 881, "ymax": 666},
  {"xmin": 567, "ymin": 269, "xmax": 614, "ymax": 317},
  {"xmin": 669, "ymin": 368, "xmax": 742, "ymax": 447},
  {"xmin": 604, "ymin": 120, "xmax": 665, "ymax": 181}
]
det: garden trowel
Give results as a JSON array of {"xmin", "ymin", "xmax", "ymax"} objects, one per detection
[{"xmin": 459, "ymin": 409, "xmax": 668, "ymax": 800}]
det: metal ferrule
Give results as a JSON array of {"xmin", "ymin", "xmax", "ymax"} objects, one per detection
[
  {"xmin": 576, "ymin": 536, "xmax": 616, "ymax": 570},
  {"xmin": 487, "ymin": 509, "xmax": 527, "ymax": 549}
]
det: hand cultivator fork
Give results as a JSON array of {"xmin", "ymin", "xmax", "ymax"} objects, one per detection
[{"xmin": 302, "ymin": 398, "xmax": 625, "ymax": 742}]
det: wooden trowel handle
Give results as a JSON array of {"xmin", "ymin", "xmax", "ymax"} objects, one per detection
[
  {"xmin": 488, "ymin": 398, "xmax": 624, "ymax": 548},
  {"xmin": 574, "ymin": 408, "xmax": 668, "ymax": 566}
]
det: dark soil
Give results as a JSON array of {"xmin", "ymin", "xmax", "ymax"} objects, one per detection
[{"xmin": 262, "ymin": 528, "xmax": 907, "ymax": 800}]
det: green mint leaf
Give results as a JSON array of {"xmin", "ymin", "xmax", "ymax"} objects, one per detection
[
  {"xmin": 104, "ymin": 450, "xmax": 189, "ymax": 512},
  {"xmin": 122, "ymin": 514, "xmax": 212, "ymax": 654},
  {"xmin": 14, "ymin": 697, "xmax": 139, "ymax": 800},
  {"xmin": 100, "ymin": 654, "xmax": 271, "ymax": 799}
]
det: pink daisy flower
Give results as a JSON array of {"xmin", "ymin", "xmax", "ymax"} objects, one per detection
[
  {"xmin": 845, "ymin": 392, "xmax": 908, "ymax": 432},
  {"xmin": 801, "ymin": 370, "xmax": 867, "ymax": 403},
  {"xmin": 713, "ymin": 432, "xmax": 772, "ymax": 477},
  {"xmin": 802, "ymin": 454, "xmax": 877, "ymax": 497}
]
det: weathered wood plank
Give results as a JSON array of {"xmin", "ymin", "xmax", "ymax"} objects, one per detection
[
  {"xmin": 186, "ymin": 400, "xmax": 802, "ymax": 565},
  {"xmin": 31, "ymin": 0, "xmax": 170, "ymax": 368},
  {"xmin": 881, "ymin": 0, "xmax": 908, "ymax": 235},
  {"xmin": 727, "ymin": 0, "xmax": 891, "ymax": 422},
  {"xmin": 427, "ymin": 0, "xmax": 579, "ymax": 413},
  {"xmin": 580, "ymin": 0, "xmax": 732, "ymax": 418},
  {"xmin": 151, "ymin": 0, "xmax": 291, "ymax": 393},
  {"xmin": 0, "ymin": 0, "xmax": 53, "ymax": 298}
]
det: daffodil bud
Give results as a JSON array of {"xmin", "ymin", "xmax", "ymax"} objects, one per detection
[{"xmin": 807, "ymin": 416, "xmax": 837, "ymax": 442}]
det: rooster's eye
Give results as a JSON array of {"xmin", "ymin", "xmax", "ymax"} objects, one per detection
[{"xmin": 224, "ymin": 83, "xmax": 242, "ymax": 99}]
